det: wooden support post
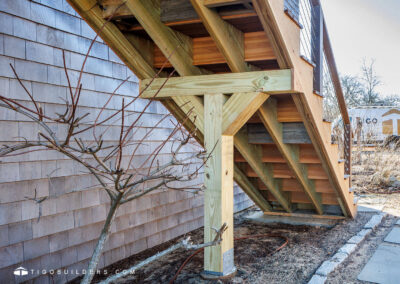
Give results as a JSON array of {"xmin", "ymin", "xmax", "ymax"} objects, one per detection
[{"xmin": 202, "ymin": 94, "xmax": 236, "ymax": 278}]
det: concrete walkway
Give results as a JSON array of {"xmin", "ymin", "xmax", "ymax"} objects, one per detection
[{"xmin": 357, "ymin": 217, "xmax": 400, "ymax": 284}]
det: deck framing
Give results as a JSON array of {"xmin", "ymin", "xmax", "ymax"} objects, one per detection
[{"xmin": 69, "ymin": 0, "xmax": 356, "ymax": 277}]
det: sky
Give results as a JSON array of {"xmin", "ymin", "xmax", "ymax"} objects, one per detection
[{"xmin": 320, "ymin": 0, "xmax": 400, "ymax": 97}]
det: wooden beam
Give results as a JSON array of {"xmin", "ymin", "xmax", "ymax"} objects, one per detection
[
  {"xmin": 258, "ymin": 99, "xmax": 323, "ymax": 214},
  {"xmin": 222, "ymin": 92, "xmax": 269, "ymax": 135},
  {"xmin": 248, "ymin": 122, "xmax": 311, "ymax": 144},
  {"xmin": 234, "ymin": 128, "xmax": 292, "ymax": 212},
  {"xmin": 67, "ymin": 0, "xmax": 156, "ymax": 80},
  {"xmin": 124, "ymin": 33, "xmax": 154, "ymax": 67},
  {"xmin": 173, "ymin": 96, "xmax": 205, "ymax": 134},
  {"xmin": 154, "ymin": 31, "xmax": 276, "ymax": 68},
  {"xmin": 203, "ymin": 0, "xmax": 252, "ymax": 7},
  {"xmin": 140, "ymin": 69, "xmax": 294, "ymax": 98},
  {"xmin": 252, "ymin": 0, "xmax": 292, "ymax": 69},
  {"xmin": 234, "ymin": 165, "xmax": 272, "ymax": 212},
  {"xmin": 190, "ymin": 0, "xmax": 251, "ymax": 72},
  {"xmin": 71, "ymin": 2, "xmax": 270, "ymax": 221},
  {"xmin": 203, "ymin": 94, "xmax": 235, "ymax": 275},
  {"xmin": 102, "ymin": 0, "xmax": 254, "ymax": 20},
  {"xmin": 124, "ymin": 0, "xmax": 204, "ymax": 76},
  {"xmin": 122, "ymin": 0, "xmax": 212, "ymax": 154}
]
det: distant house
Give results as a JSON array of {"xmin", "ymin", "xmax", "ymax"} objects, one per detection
[
  {"xmin": 381, "ymin": 109, "xmax": 400, "ymax": 136},
  {"xmin": 348, "ymin": 106, "xmax": 400, "ymax": 142}
]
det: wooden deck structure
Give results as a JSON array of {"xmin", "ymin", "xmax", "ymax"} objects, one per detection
[{"xmin": 68, "ymin": 0, "xmax": 357, "ymax": 277}]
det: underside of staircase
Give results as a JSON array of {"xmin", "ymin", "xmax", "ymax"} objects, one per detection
[{"xmin": 69, "ymin": 0, "xmax": 357, "ymax": 276}]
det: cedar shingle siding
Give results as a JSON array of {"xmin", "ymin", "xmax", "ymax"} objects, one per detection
[{"xmin": 0, "ymin": 1, "xmax": 253, "ymax": 282}]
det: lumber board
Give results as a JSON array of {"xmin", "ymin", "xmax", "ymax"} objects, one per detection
[
  {"xmin": 259, "ymin": 178, "xmax": 334, "ymax": 194},
  {"xmin": 307, "ymin": 164, "xmax": 329, "ymax": 180},
  {"xmin": 247, "ymin": 123, "xmax": 311, "ymax": 144},
  {"xmin": 277, "ymin": 96, "xmax": 302, "ymax": 122},
  {"xmin": 203, "ymin": 94, "xmax": 234, "ymax": 273},
  {"xmin": 161, "ymin": 0, "xmax": 198, "ymax": 22},
  {"xmin": 299, "ymin": 144, "xmax": 320, "ymax": 163},
  {"xmin": 222, "ymin": 92, "xmax": 269, "ymax": 135},
  {"xmin": 102, "ymin": 0, "xmax": 253, "ymax": 21},
  {"xmin": 140, "ymin": 69, "xmax": 294, "ymax": 98},
  {"xmin": 235, "ymin": 128, "xmax": 292, "ymax": 212},
  {"xmin": 124, "ymin": 0, "xmax": 203, "ymax": 77},
  {"xmin": 252, "ymin": 0, "xmax": 293, "ymax": 69},
  {"xmin": 190, "ymin": 0, "xmax": 251, "ymax": 73},
  {"xmin": 235, "ymin": 145, "xmax": 285, "ymax": 163},
  {"xmin": 204, "ymin": 0, "xmax": 252, "ymax": 7},
  {"xmin": 234, "ymin": 165, "xmax": 272, "ymax": 212},
  {"xmin": 124, "ymin": 33, "xmax": 155, "ymax": 66},
  {"xmin": 246, "ymin": 163, "xmax": 328, "ymax": 180},
  {"xmin": 258, "ymin": 99, "xmax": 323, "ymax": 214},
  {"xmin": 154, "ymin": 32, "xmax": 276, "ymax": 68},
  {"xmin": 67, "ymin": 0, "xmax": 156, "ymax": 80},
  {"xmin": 172, "ymin": 96, "xmax": 205, "ymax": 134}
]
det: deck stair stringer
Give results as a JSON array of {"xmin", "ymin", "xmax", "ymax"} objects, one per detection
[{"xmin": 253, "ymin": 0, "xmax": 356, "ymax": 217}]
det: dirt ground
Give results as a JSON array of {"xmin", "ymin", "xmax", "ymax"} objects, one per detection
[
  {"xmin": 75, "ymin": 209, "xmax": 372, "ymax": 284},
  {"xmin": 70, "ymin": 150, "xmax": 400, "ymax": 284},
  {"xmin": 68, "ymin": 192, "xmax": 400, "ymax": 284}
]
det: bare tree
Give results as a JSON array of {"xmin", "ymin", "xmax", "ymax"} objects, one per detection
[
  {"xmin": 381, "ymin": 94, "xmax": 400, "ymax": 106},
  {"xmin": 360, "ymin": 58, "xmax": 381, "ymax": 105},
  {"xmin": 341, "ymin": 74, "xmax": 364, "ymax": 107},
  {"xmin": 0, "ymin": 32, "xmax": 218, "ymax": 283}
]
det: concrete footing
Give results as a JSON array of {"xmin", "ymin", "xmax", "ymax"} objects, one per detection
[
  {"xmin": 200, "ymin": 267, "xmax": 237, "ymax": 280},
  {"xmin": 245, "ymin": 211, "xmax": 340, "ymax": 228}
]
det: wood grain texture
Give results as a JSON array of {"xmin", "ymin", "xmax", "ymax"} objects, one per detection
[
  {"xmin": 124, "ymin": 0, "xmax": 203, "ymax": 77},
  {"xmin": 258, "ymin": 99, "xmax": 323, "ymax": 214},
  {"xmin": 256, "ymin": 0, "xmax": 355, "ymax": 217},
  {"xmin": 235, "ymin": 128, "xmax": 291, "ymax": 212},
  {"xmin": 173, "ymin": 96, "xmax": 205, "ymax": 134},
  {"xmin": 67, "ymin": 0, "xmax": 156, "ymax": 80},
  {"xmin": 234, "ymin": 165, "xmax": 272, "ymax": 212},
  {"xmin": 222, "ymin": 92, "xmax": 269, "ymax": 135},
  {"xmin": 190, "ymin": 0, "xmax": 251, "ymax": 73},
  {"xmin": 140, "ymin": 69, "xmax": 293, "ymax": 98},
  {"xmin": 247, "ymin": 122, "xmax": 311, "ymax": 144},
  {"xmin": 203, "ymin": 94, "xmax": 234, "ymax": 273},
  {"xmin": 154, "ymin": 32, "xmax": 276, "ymax": 68},
  {"xmin": 277, "ymin": 96, "xmax": 302, "ymax": 122},
  {"xmin": 203, "ymin": 0, "xmax": 251, "ymax": 7}
]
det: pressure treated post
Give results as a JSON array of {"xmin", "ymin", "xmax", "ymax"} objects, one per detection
[{"xmin": 202, "ymin": 94, "xmax": 236, "ymax": 278}]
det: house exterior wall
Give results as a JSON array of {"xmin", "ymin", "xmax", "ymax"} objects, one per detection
[{"xmin": 0, "ymin": 1, "xmax": 253, "ymax": 282}]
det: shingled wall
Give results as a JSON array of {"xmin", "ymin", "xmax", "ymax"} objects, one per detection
[{"xmin": 0, "ymin": 0, "xmax": 253, "ymax": 282}]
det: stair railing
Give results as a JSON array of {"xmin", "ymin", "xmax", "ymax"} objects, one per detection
[{"xmin": 287, "ymin": 0, "xmax": 352, "ymax": 176}]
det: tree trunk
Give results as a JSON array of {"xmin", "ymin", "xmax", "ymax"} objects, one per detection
[{"xmin": 81, "ymin": 193, "xmax": 123, "ymax": 284}]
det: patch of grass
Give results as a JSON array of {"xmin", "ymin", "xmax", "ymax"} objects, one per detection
[{"xmin": 352, "ymin": 138, "xmax": 400, "ymax": 193}]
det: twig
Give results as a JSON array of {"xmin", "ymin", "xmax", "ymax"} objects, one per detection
[{"xmin": 99, "ymin": 224, "xmax": 227, "ymax": 284}]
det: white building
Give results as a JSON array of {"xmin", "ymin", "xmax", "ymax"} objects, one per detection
[{"xmin": 348, "ymin": 106, "xmax": 400, "ymax": 142}]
